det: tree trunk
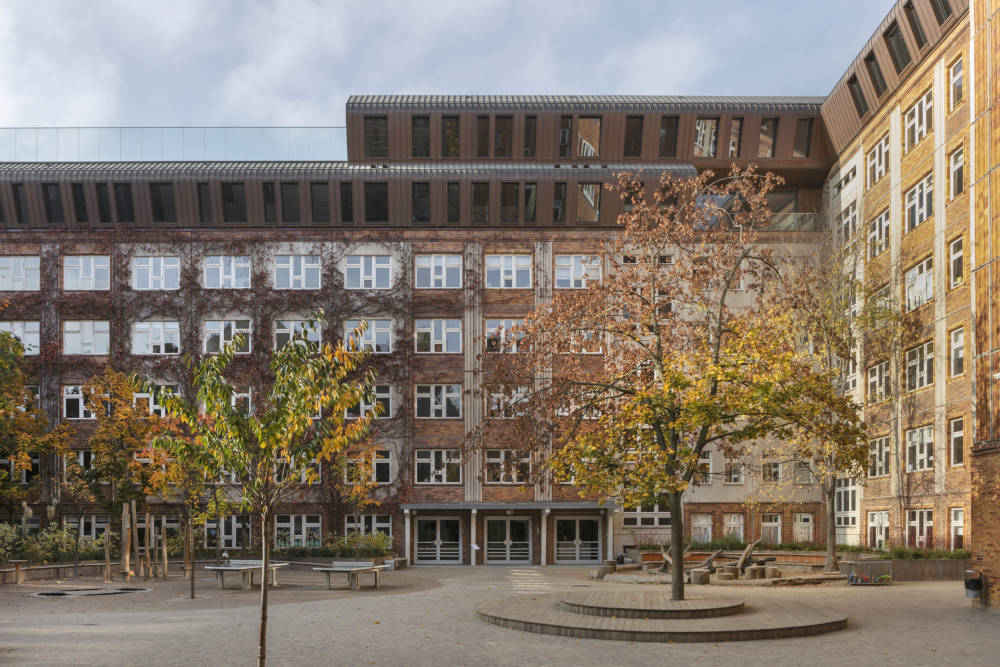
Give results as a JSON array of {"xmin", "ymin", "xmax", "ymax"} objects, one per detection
[
  {"xmin": 824, "ymin": 483, "xmax": 839, "ymax": 572},
  {"xmin": 73, "ymin": 514, "xmax": 82, "ymax": 579},
  {"xmin": 258, "ymin": 510, "xmax": 270, "ymax": 667},
  {"xmin": 187, "ymin": 521, "xmax": 196, "ymax": 600},
  {"xmin": 103, "ymin": 523, "xmax": 111, "ymax": 582},
  {"xmin": 669, "ymin": 490, "xmax": 685, "ymax": 601}
]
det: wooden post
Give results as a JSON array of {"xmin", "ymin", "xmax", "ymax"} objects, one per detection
[
  {"xmin": 151, "ymin": 517, "xmax": 159, "ymax": 578},
  {"xmin": 104, "ymin": 523, "xmax": 112, "ymax": 582},
  {"xmin": 188, "ymin": 522, "xmax": 195, "ymax": 599},
  {"xmin": 161, "ymin": 520, "xmax": 169, "ymax": 580},
  {"xmin": 144, "ymin": 512, "xmax": 153, "ymax": 580},
  {"xmin": 122, "ymin": 505, "xmax": 132, "ymax": 582},
  {"xmin": 130, "ymin": 501, "xmax": 142, "ymax": 579}
]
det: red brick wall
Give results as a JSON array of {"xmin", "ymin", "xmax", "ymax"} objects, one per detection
[{"xmin": 971, "ymin": 444, "xmax": 1000, "ymax": 606}]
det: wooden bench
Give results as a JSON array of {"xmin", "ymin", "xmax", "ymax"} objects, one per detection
[
  {"xmin": 313, "ymin": 561, "xmax": 388, "ymax": 591},
  {"xmin": 204, "ymin": 560, "xmax": 289, "ymax": 590}
]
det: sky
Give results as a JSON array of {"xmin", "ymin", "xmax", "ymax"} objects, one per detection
[{"xmin": 0, "ymin": 0, "xmax": 896, "ymax": 127}]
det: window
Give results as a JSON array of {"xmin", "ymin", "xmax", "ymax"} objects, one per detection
[
  {"xmin": 868, "ymin": 511, "xmax": 890, "ymax": 549},
  {"xmin": 555, "ymin": 254, "xmax": 601, "ymax": 288},
  {"xmin": 66, "ymin": 514, "xmax": 109, "ymax": 540},
  {"xmin": 476, "ymin": 115, "xmax": 490, "ymax": 157},
  {"xmin": 485, "ymin": 318, "xmax": 524, "ymax": 353},
  {"xmin": 728, "ymin": 117, "xmax": 743, "ymax": 158},
  {"xmin": 838, "ymin": 201, "xmax": 858, "ymax": 242},
  {"xmin": 364, "ymin": 116, "xmax": 388, "ymax": 158},
  {"xmin": 950, "ymin": 58, "xmax": 963, "ymax": 110},
  {"xmin": 411, "ymin": 115, "xmax": 430, "ymax": 158},
  {"xmin": 339, "ymin": 182, "xmax": 354, "ymax": 222},
  {"xmin": 949, "ymin": 237, "xmax": 964, "ymax": 288},
  {"xmin": 486, "ymin": 449, "xmax": 530, "ymax": 484},
  {"xmin": 415, "ymin": 384, "xmax": 462, "ymax": 418},
  {"xmin": 196, "ymin": 182, "xmax": 212, "ymax": 223},
  {"xmin": 792, "ymin": 117, "xmax": 814, "ymax": 158},
  {"xmin": 488, "ymin": 386, "xmax": 530, "ymax": 418},
  {"xmin": 415, "ymin": 319, "xmax": 461, "ymax": 353},
  {"xmin": 347, "ymin": 450, "xmax": 391, "ymax": 484},
  {"xmin": 930, "ymin": 0, "xmax": 952, "ymax": 24},
  {"xmin": 0, "ymin": 256, "xmax": 40, "ymax": 291},
  {"xmin": 623, "ymin": 502, "xmax": 671, "ymax": 527},
  {"xmin": 132, "ymin": 321, "xmax": 180, "ymax": 355},
  {"xmin": 906, "ymin": 508, "xmax": 933, "ymax": 547},
  {"xmin": 344, "ymin": 319, "xmax": 392, "ymax": 354},
  {"xmin": 950, "ymin": 416, "xmax": 964, "ymax": 466},
  {"xmin": 904, "ymin": 2, "xmax": 927, "ymax": 48},
  {"xmin": 11, "ymin": 183, "xmax": 27, "ymax": 224},
  {"xmin": 485, "ymin": 254, "xmax": 531, "ymax": 288},
  {"xmin": 864, "ymin": 53, "xmax": 888, "ymax": 97},
  {"xmin": 310, "ymin": 182, "xmax": 330, "ymax": 223},
  {"xmin": 950, "ymin": 147, "xmax": 964, "ymax": 198},
  {"xmin": 345, "ymin": 255, "xmax": 390, "ymax": 289},
  {"xmin": 221, "ymin": 183, "xmax": 246, "ymax": 222},
  {"xmin": 558, "ymin": 115, "xmax": 573, "ymax": 157},
  {"xmin": 274, "ymin": 320, "xmax": 321, "ymax": 349},
  {"xmin": 275, "ymin": 182, "xmax": 299, "ymax": 223},
  {"xmin": 624, "ymin": 116, "xmax": 643, "ymax": 157},
  {"xmin": 416, "ymin": 450, "xmax": 462, "ymax": 484},
  {"xmin": 471, "ymin": 182, "xmax": 489, "ymax": 223},
  {"xmin": 204, "ymin": 319, "xmax": 251, "ymax": 354},
  {"xmin": 693, "ymin": 118, "xmax": 718, "ymax": 157},
  {"xmin": 905, "ymin": 256, "xmax": 933, "ymax": 310},
  {"xmin": 906, "ymin": 425, "xmax": 933, "ymax": 472},
  {"xmin": 552, "ymin": 182, "xmax": 566, "ymax": 222},
  {"xmin": 524, "ymin": 182, "xmax": 537, "ymax": 223},
  {"xmin": 659, "ymin": 115, "xmax": 679, "ymax": 157},
  {"xmin": 149, "ymin": 183, "xmax": 176, "ymax": 223},
  {"xmin": 63, "ymin": 385, "xmax": 93, "ymax": 420},
  {"xmin": 447, "ymin": 182, "xmax": 460, "ymax": 223},
  {"xmin": 832, "ymin": 167, "xmax": 856, "ymax": 196},
  {"xmin": 133, "ymin": 256, "xmax": 179, "ymax": 291},
  {"xmin": 346, "ymin": 514, "xmax": 391, "ymax": 536},
  {"xmin": 523, "ymin": 115, "xmax": 537, "ymax": 157},
  {"xmin": 794, "ymin": 461, "xmax": 812, "ymax": 484},
  {"xmin": 760, "ymin": 513, "xmax": 781, "ymax": 545},
  {"xmin": 64, "ymin": 255, "xmax": 110, "ymax": 290},
  {"xmin": 0, "ymin": 321, "xmax": 39, "ymax": 355},
  {"xmin": 577, "ymin": 117, "xmax": 600, "ymax": 157},
  {"xmin": 758, "ymin": 117, "xmax": 778, "ymax": 158},
  {"xmin": 867, "ymin": 134, "xmax": 890, "ymax": 188},
  {"xmin": 63, "ymin": 321, "xmax": 109, "ymax": 355},
  {"xmin": 576, "ymin": 183, "xmax": 601, "ymax": 223},
  {"xmin": 762, "ymin": 461, "xmax": 781, "ymax": 483},
  {"xmin": 868, "ymin": 360, "xmax": 890, "ymax": 402},
  {"xmin": 904, "ymin": 90, "xmax": 933, "ymax": 152},
  {"xmin": 500, "ymin": 182, "xmax": 519, "ymax": 222},
  {"xmin": 96, "ymin": 182, "xmax": 112, "ymax": 223},
  {"xmin": 692, "ymin": 514, "xmax": 713, "ymax": 543},
  {"xmin": 883, "ymin": 21, "xmax": 911, "ymax": 73},
  {"xmin": 834, "ymin": 478, "xmax": 857, "ymax": 528},
  {"xmin": 950, "ymin": 326, "xmax": 965, "ymax": 376},
  {"xmin": 905, "ymin": 174, "xmax": 933, "ymax": 231},
  {"xmin": 724, "ymin": 460, "xmax": 744, "ymax": 484},
  {"xmin": 204, "ymin": 255, "xmax": 250, "ymax": 289},
  {"xmin": 275, "ymin": 515, "xmax": 322, "ymax": 548},
  {"xmin": 950, "ymin": 507, "xmax": 964, "ymax": 550},
  {"xmin": 364, "ymin": 182, "xmax": 389, "ymax": 223},
  {"xmin": 346, "ymin": 384, "xmax": 391, "ymax": 420},
  {"xmin": 273, "ymin": 255, "xmax": 320, "ymax": 290},
  {"xmin": 868, "ymin": 209, "xmax": 890, "ymax": 258},
  {"xmin": 42, "ymin": 183, "xmax": 64, "ymax": 224},
  {"xmin": 411, "ymin": 182, "xmax": 430, "ymax": 223},
  {"xmin": 694, "ymin": 450, "xmax": 712, "ymax": 484},
  {"xmin": 869, "ymin": 436, "xmax": 890, "ymax": 477},
  {"xmin": 494, "ymin": 115, "xmax": 513, "ymax": 157},
  {"xmin": 724, "ymin": 513, "xmax": 744, "ymax": 539},
  {"xmin": 848, "ymin": 75, "xmax": 869, "ymax": 117},
  {"xmin": 71, "ymin": 183, "xmax": 88, "ymax": 223},
  {"xmin": 113, "ymin": 183, "xmax": 134, "ymax": 223},
  {"xmin": 415, "ymin": 254, "xmax": 461, "ymax": 289},
  {"xmin": 441, "ymin": 116, "xmax": 460, "ymax": 157},
  {"xmin": 133, "ymin": 383, "xmax": 179, "ymax": 417},
  {"xmin": 905, "ymin": 340, "xmax": 933, "ymax": 390}
]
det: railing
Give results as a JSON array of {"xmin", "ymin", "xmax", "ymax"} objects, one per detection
[{"xmin": 0, "ymin": 126, "xmax": 347, "ymax": 162}]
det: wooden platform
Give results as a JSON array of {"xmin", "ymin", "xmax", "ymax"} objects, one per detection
[{"xmin": 558, "ymin": 591, "xmax": 745, "ymax": 619}]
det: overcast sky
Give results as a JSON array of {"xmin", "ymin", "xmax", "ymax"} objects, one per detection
[{"xmin": 0, "ymin": 0, "xmax": 895, "ymax": 127}]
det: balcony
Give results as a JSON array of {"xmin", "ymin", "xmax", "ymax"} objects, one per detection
[{"xmin": 768, "ymin": 212, "xmax": 822, "ymax": 232}]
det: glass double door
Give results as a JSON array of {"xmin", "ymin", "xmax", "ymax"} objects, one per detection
[
  {"xmin": 485, "ymin": 518, "xmax": 531, "ymax": 563},
  {"xmin": 415, "ymin": 517, "xmax": 462, "ymax": 563},
  {"xmin": 555, "ymin": 518, "xmax": 601, "ymax": 563}
]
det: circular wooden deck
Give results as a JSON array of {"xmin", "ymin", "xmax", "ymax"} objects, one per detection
[{"xmin": 558, "ymin": 591, "xmax": 744, "ymax": 619}]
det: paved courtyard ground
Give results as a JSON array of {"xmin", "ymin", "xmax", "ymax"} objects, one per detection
[{"xmin": 0, "ymin": 565, "xmax": 996, "ymax": 666}]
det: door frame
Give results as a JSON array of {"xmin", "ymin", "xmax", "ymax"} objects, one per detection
[
  {"xmin": 484, "ymin": 516, "xmax": 532, "ymax": 564},
  {"xmin": 414, "ymin": 515, "xmax": 464, "ymax": 564},
  {"xmin": 553, "ymin": 515, "xmax": 602, "ymax": 564}
]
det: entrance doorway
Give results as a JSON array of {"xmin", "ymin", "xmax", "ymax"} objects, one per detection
[
  {"xmin": 415, "ymin": 517, "xmax": 462, "ymax": 563},
  {"xmin": 485, "ymin": 517, "xmax": 531, "ymax": 563},
  {"xmin": 793, "ymin": 513, "xmax": 813, "ymax": 543},
  {"xmin": 555, "ymin": 517, "xmax": 601, "ymax": 563}
]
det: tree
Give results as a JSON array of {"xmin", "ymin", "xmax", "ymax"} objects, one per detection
[
  {"xmin": 482, "ymin": 167, "xmax": 842, "ymax": 600},
  {"xmin": 161, "ymin": 312, "xmax": 378, "ymax": 667}
]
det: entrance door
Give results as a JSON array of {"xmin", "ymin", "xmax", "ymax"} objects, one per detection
[
  {"xmin": 555, "ymin": 518, "xmax": 601, "ymax": 562},
  {"xmin": 485, "ymin": 518, "xmax": 531, "ymax": 563},
  {"xmin": 761, "ymin": 513, "xmax": 781, "ymax": 545},
  {"xmin": 793, "ymin": 513, "xmax": 813, "ymax": 543},
  {"xmin": 867, "ymin": 511, "xmax": 889, "ymax": 550},
  {"xmin": 415, "ymin": 518, "xmax": 462, "ymax": 563}
]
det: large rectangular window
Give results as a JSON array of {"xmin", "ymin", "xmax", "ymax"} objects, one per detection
[
  {"xmin": 196, "ymin": 182, "xmax": 212, "ymax": 223},
  {"xmin": 339, "ymin": 183, "xmax": 354, "ymax": 222},
  {"xmin": 485, "ymin": 318, "xmax": 524, "ymax": 353},
  {"xmin": 471, "ymin": 182, "xmax": 489, "ymax": 223},
  {"xmin": 524, "ymin": 182, "xmax": 537, "ymax": 223},
  {"xmin": 221, "ymin": 182, "xmax": 246, "ymax": 222},
  {"xmin": 558, "ymin": 115, "xmax": 573, "ymax": 157},
  {"xmin": 523, "ymin": 115, "xmax": 536, "ymax": 157},
  {"xmin": 263, "ymin": 182, "xmax": 277, "ymax": 223},
  {"xmin": 555, "ymin": 254, "xmax": 601, "ymax": 289},
  {"xmin": 132, "ymin": 321, "xmax": 180, "ymax": 355},
  {"xmin": 0, "ymin": 256, "xmax": 40, "ymax": 291},
  {"xmin": 64, "ymin": 255, "xmax": 110, "ymax": 291},
  {"xmin": 905, "ymin": 256, "xmax": 933, "ymax": 311},
  {"xmin": 415, "ymin": 254, "xmax": 461, "ymax": 289},
  {"xmin": 415, "ymin": 384, "xmax": 462, "ymax": 418},
  {"xmin": 345, "ymin": 384, "xmax": 390, "ymax": 419},
  {"xmin": 133, "ymin": 256, "xmax": 179, "ymax": 290},
  {"xmin": 930, "ymin": 0, "xmax": 952, "ymax": 24},
  {"xmin": 447, "ymin": 182, "xmax": 460, "ymax": 223},
  {"xmin": 883, "ymin": 21, "xmax": 911, "ymax": 73},
  {"xmin": 728, "ymin": 117, "xmax": 743, "ymax": 158},
  {"xmin": 476, "ymin": 115, "xmax": 490, "ymax": 157},
  {"xmin": 950, "ymin": 147, "xmax": 965, "ymax": 198},
  {"xmin": 11, "ymin": 183, "xmax": 27, "ymax": 224},
  {"xmin": 441, "ymin": 116, "xmax": 460, "ymax": 157},
  {"xmin": 950, "ymin": 417, "xmax": 964, "ymax": 466},
  {"xmin": 274, "ymin": 255, "xmax": 320, "ymax": 290},
  {"xmin": 280, "ymin": 182, "xmax": 300, "ymax": 223},
  {"xmin": 950, "ymin": 58, "xmax": 963, "ymax": 110},
  {"xmin": 42, "ymin": 183, "xmax": 64, "ymax": 224},
  {"xmin": 204, "ymin": 256, "xmax": 250, "ymax": 289},
  {"xmin": 904, "ymin": 2, "xmax": 927, "ymax": 48},
  {"xmin": 486, "ymin": 449, "xmax": 530, "ymax": 484},
  {"xmin": 415, "ymin": 450, "xmax": 462, "ymax": 484},
  {"xmin": 792, "ymin": 118, "xmax": 814, "ymax": 158},
  {"xmin": 576, "ymin": 183, "xmax": 601, "ymax": 223},
  {"xmin": 96, "ymin": 182, "xmax": 112, "ymax": 223},
  {"xmin": 905, "ymin": 340, "xmax": 933, "ymax": 390},
  {"xmin": 71, "ymin": 183, "xmax": 88, "ymax": 223},
  {"xmin": 624, "ymin": 116, "xmax": 643, "ymax": 158},
  {"xmin": 0, "ymin": 321, "xmax": 39, "ymax": 355},
  {"xmin": 869, "ymin": 436, "xmax": 890, "ymax": 477},
  {"xmin": 500, "ymin": 182, "xmax": 519, "ymax": 222},
  {"xmin": 204, "ymin": 319, "xmax": 251, "ymax": 354},
  {"xmin": 950, "ymin": 326, "xmax": 965, "ymax": 376},
  {"xmin": 411, "ymin": 182, "xmax": 430, "ymax": 223},
  {"xmin": 693, "ymin": 118, "xmax": 718, "ymax": 157},
  {"xmin": 494, "ymin": 115, "xmax": 513, "ymax": 157},
  {"xmin": 310, "ymin": 182, "xmax": 330, "ymax": 222},
  {"xmin": 149, "ymin": 183, "xmax": 176, "ymax": 223},
  {"xmin": 868, "ymin": 209, "xmax": 890, "ymax": 259},
  {"xmin": 758, "ymin": 118, "xmax": 778, "ymax": 158},
  {"xmin": 344, "ymin": 319, "xmax": 392, "ymax": 353},
  {"xmin": 553, "ymin": 182, "xmax": 566, "ymax": 222},
  {"xmin": 864, "ymin": 53, "xmax": 888, "ymax": 97},
  {"xmin": 411, "ymin": 115, "xmax": 430, "ymax": 158},
  {"xmin": 364, "ymin": 182, "xmax": 389, "ymax": 223},
  {"xmin": 415, "ymin": 319, "xmax": 462, "ymax": 353},
  {"xmin": 274, "ymin": 320, "xmax": 321, "ymax": 350},
  {"xmin": 868, "ymin": 360, "xmax": 890, "ymax": 402},
  {"xmin": 63, "ymin": 320, "xmax": 110, "ymax": 355},
  {"xmin": 63, "ymin": 385, "xmax": 94, "ymax": 420},
  {"xmin": 906, "ymin": 425, "xmax": 933, "ymax": 472},
  {"xmin": 659, "ymin": 115, "xmax": 679, "ymax": 157},
  {"xmin": 867, "ymin": 134, "xmax": 890, "ymax": 188},
  {"xmin": 950, "ymin": 237, "xmax": 964, "ymax": 288},
  {"xmin": 364, "ymin": 116, "xmax": 388, "ymax": 158},
  {"xmin": 345, "ymin": 255, "xmax": 390, "ymax": 289},
  {"xmin": 577, "ymin": 116, "xmax": 601, "ymax": 157},
  {"xmin": 485, "ymin": 254, "xmax": 531, "ymax": 288},
  {"xmin": 904, "ymin": 90, "xmax": 933, "ymax": 152},
  {"xmin": 905, "ymin": 174, "xmax": 933, "ymax": 231},
  {"xmin": 848, "ymin": 75, "xmax": 869, "ymax": 117}
]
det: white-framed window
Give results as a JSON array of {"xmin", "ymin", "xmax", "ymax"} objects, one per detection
[
  {"xmin": 345, "ymin": 255, "xmax": 391, "ymax": 289},
  {"xmin": 950, "ymin": 327, "xmax": 964, "ymax": 376},
  {"xmin": 274, "ymin": 255, "xmax": 320, "ymax": 289},
  {"xmin": 760, "ymin": 513, "xmax": 781, "ymax": 545},
  {"xmin": 344, "ymin": 318, "xmax": 392, "ymax": 353},
  {"xmin": 485, "ymin": 254, "xmax": 532, "ymax": 289},
  {"xmin": 132, "ymin": 256, "xmax": 180, "ymax": 290},
  {"xmin": 622, "ymin": 501, "xmax": 671, "ymax": 527},
  {"xmin": 231, "ymin": 387, "xmax": 252, "ymax": 415},
  {"xmin": 555, "ymin": 254, "xmax": 601, "ymax": 289},
  {"xmin": 724, "ymin": 513, "xmax": 744, "ymax": 539},
  {"xmin": 905, "ymin": 174, "xmax": 933, "ymax": 231},
  {"xmin": 904, "ymin": 89, "xmax": 933, "ymax": 152},
  {"xmin": 868, "ymin": 510, "xmax": 889, "ymax": 550},
  {"xmin": 0, "ymin": 321, "xmax": 40, "ymax": 355},
  {"xmin": 905, "ymin": 256, "xmax": 933, "ymax": 311},
  {"xmin": 724, "ymin": 460, "xmax": 744, "ymax": 484},
  {"xmin": 63, "ymin": 385, "xmax": 94, "ymax": 420},
  {"xmin": 0, "ymin": 256, "xmax": 41, "ymax": 291},
  {"xmin": 415, "ymin": 254, "xmax": 462, "ymax": 288},
  {"xmin": 275, "ymin": 514, "xmax": 322, "ymax": 548},
  {"xmin": 204, "ymin": 319, "xmax": 252, "ymax": 354},
  {"xmin": 834, "ymin": 478, "xmax": 857, "ymax": 527},
  {"xmin": 64, "ymin": 255, "xmax": 110, "ymax": 291},
  {"xmin": 867, "ymin": 209, "xmax": 890, "ymax": 259},
  {"xmin": 906, "ymin": 508, "xmax": 933, "ymax": 548},
  {"xmin": 488, "ymin": 386, "xmax": 530, "ymax": 418},
  {"xmin": 274, "ymin": 319, "xmax": 321, "ymax": 349},
  {"xmin": 0, "ymin": 452, "xmax": 39, "ymax": 484},
  {"xmin": 65, "ymin": 514, "xmax": 109, "ymax": 540},
  {"xmin": 949, "ymin": 147, "xmax": 965, "ymax": 198},
  {"xmin": 905, "ymin": 340, "xmax": 933, "ymax": 391},
  {"xmin": 949, "ymin": 237, "xmax": 964, "ymax": 288},
  {"xmin": 485, "ymin": 318, "xmax": 524, "ymax": 353},
  {"xmin": 346, "ymin": 514, "xmax": 391, "ymax": 536},
  {"xmin": 346, "ymin": 384, "xmax": 391, "ymax": 420},
  {"xmin": 950, "ymin": 416, "xmax": 964, "ymax": 466},
  {"xmin": 415, "ymin": 384, "xmax": 462, "ymax": 418},
  {"xmin": 950, "ymin": 507, "xmax": 964, "ymax": 550},
  {"xmin": 840, "ymin": 347, "xmax": 858, "ymax": 392},
  {"xmin": 691, "ymin": 513, "xmax": 713, "ymax": 543},
  {"xmin": 949, "ymin": 57, "xmax": 963, "ymax": 111},
  {"xmin": 203, "ymin": 255, "xmax": 250, "ymax": 289},
  {"xmin": 415, "ymin": 318, "xmax": 462, "ymax": 353},
  {"xmin": 906, "ymin": 425, "xmax": 933, "ymax": 472},
  {"xmin": 762, "ymin": 460, "xmax": 781, "ymax": 483},
  {"xmin": 346, "ymin": 449, "xmax": 392, "ymax": 484},
  {"xmin": 132, "ymin": 321, "xmax": 180, "ymax": 355},
  {"xmin": 693, "ymin": 450, "xmax": 712, "ymax": 485},
  {"xmin": 133, "ymin": 383, "xmax": 179, "ymax": 417},
  {"xmin": 838, "ymin": 201, "xmax": 858, "ymax": 242},
  {"xmin": 485, "ymin": 449, "xmax": 530, "ymax": 484},
  {"xmin": 415, "ymin": 449, "xmax": 462, "ymax": 484},
  {"xmin": 869, "ymin": 436, "xmax": 890, "ymax": 478},
  {"xmin": 866, "ymin": 134, "xmax": 890, "ymax": 188},
  {"xmin": 63, "ymin": 320, "xmax": 110, "ymax": 355},
  {"xmin": 868, "ymin": 360, "xmax": 890, "ymax": 402}
]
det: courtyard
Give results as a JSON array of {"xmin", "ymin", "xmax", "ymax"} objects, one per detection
[{"xmin": 0, "ymin": 566, "xmax": 996, "ymax": 666}]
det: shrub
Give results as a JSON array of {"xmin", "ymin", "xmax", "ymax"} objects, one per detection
[
  {"xmin": 0, "ymin": 523, "xmax": 21, "ymax": 561},
  {"xmin": 688, "ymin": 534, "xmax": 748, "ymax": 551},
  {"xmin": 887, "ymin": 545, "xmax": 971, "ymax": 560},
  {"xmin": 274, "ymin": 532, "xmax": 392, "ymax": 558}
]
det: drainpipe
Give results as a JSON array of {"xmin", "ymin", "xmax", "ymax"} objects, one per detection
[
  {"xmin": 541, "ymin": 508, "xmax": 550, "ymax": 566},
  {"xmin": 403, "ymin": 509, "xmax": 411, "ymax": 566},
  {"xmin": 470, "ymin": 509, "xmax": 477, "ymax": 567}
]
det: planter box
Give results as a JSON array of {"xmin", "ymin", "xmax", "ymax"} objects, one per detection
[{"xmin": 840, "ymin": 559, "xmax": 969, "ymax": 582}]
